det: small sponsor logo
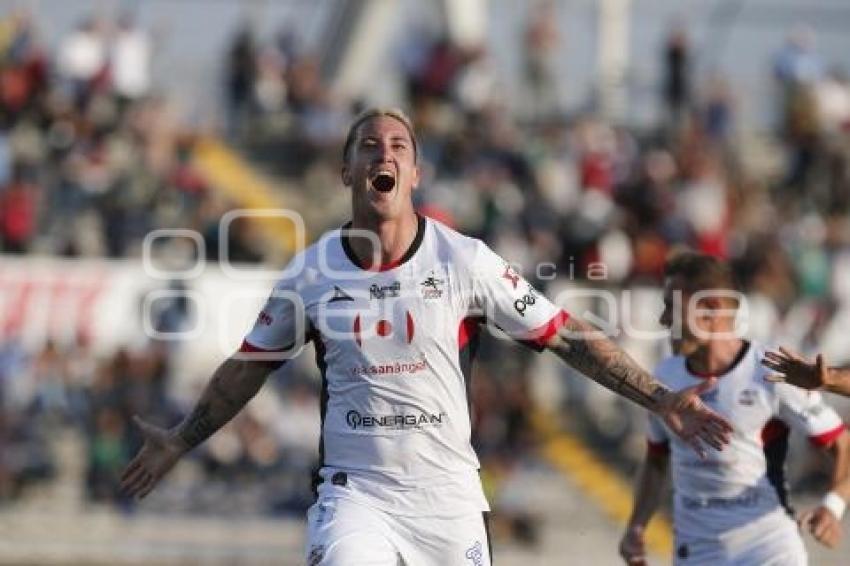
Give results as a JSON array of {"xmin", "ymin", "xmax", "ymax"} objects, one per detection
[
  {"xmin": 513, "ymin": 285, "xmax": 538, "ymax": 317},
  {"xmin": 502, "ymin": 264, "xmax": 520, "ymax": 289},
  {"xmin": 465, "ymin": 541, "xmax": 484, "ymax": 565},
  {"xmin": 345, "ymin": 409, "xmax": 447, "ymax": 430},
  {"xmin": 348, "ymin": 358, "xmax": 428, "ymax": 377},
  {"xmin": 681, "ymin": 489, "xmax": 760, "ymax": 510},
  {"xmin": 369, "ymin": 281, "xmax": 400, "ymax": 299},
  {"xmin": 328, "ymin": 285, "xmax": 354, "ymax": 303},
  {"xmin": 257, "ymin": 311, "xmax": 273, "ymax": 326},
  {"xmin": 420, "ymin": 272, "xmax": 444, "ymax": 299}
]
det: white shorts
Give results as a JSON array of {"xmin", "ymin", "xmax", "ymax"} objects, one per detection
[
  {"xmin": 305, "ymin": 496, "xmax": 492, "ymax": 566},
  {"xmin": 673, "ymin": 511, "xmax": 807, "ymax": 566}
]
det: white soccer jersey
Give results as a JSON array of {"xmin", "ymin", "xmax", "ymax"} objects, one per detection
[
  {"xmin": 241, "ymin": 215, "xmax": 568, "ymax": 516},
  {"xmin": 648, "ymin": 341, "xmax": 846, "ymax": 539}
]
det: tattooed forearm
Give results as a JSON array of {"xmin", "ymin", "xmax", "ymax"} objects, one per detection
[
  {"xmin": 174, "ymin": 358, "xmax": 270, "ymax": 450},
  {"xmin": 549, "ymin": 317, "xmax": 670, "ymax": 411},
  {"xmin": 179, "ymin": 402, "xmax": 215, "ymax": 448}
]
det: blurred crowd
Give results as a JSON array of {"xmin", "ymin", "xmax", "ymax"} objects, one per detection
[
  {"xmin": 2, "ymin": 5, "xmax": 850, "ymax": 549},
  {"xmin": 0, "ymin": 11, "xmax": 263, "ymax": 261}
]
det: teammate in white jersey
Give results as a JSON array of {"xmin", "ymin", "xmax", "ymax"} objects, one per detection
[
  {"xmin": 619, "ymin": 252, "xmax": 850, "ymax": 566},
  {"xmin": 121, "ymin": 109, "xmax": 732, "ymax": 565}
]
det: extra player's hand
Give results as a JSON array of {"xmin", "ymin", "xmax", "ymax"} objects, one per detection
[
  {"xmin": 799, "ymin": 506, "xmax": 843, "ymax": 548},
  {"xmin": 618, "ymin": 525, "xmax": 648, "ymax": 565},
  {"xmin": 658, "ymin": 377, "xmax": 733, "ymax": 459},
  {"xmin": 763, "ymin": 348, "xmax": 827, "ymax": 390},
  {"xmin": 120, "ymin": 416, "xmax": 188, "ymax": 500}
]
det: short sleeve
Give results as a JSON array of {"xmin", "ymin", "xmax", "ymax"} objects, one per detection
[
  {"xmin": 468, "ymin": 242, "xmax": 569, "ymax": 350},
  {"xmin": 241, "ymin": 273, "xmax": 308, "ymax": 355},
  {"xmin": 775, "ymin": 383, "xmax": 846, "ymax": 447}
]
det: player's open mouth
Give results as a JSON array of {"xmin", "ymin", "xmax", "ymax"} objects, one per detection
[{"xmin": 370, "ymin": 172, "xmax": 396, "ymax": 193}]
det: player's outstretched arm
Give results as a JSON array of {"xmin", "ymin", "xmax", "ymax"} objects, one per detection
[
  {"xmin": 120, "ymin": 357, "xmax": 274, "ymax": 499},
  {"xmin": 545, "ymin": 316, "xmax": 732, "ymax": 457},
  {"xmin": 619, "ymin": 449, "xmax": 669, "ymax": 565},
  {"xmin": 763, "ymin": 348, "xmax": 850, "ymax": 396},
  {"xmin": 798, "ymin": 430, "xmax": 850, "ymax": 549}
]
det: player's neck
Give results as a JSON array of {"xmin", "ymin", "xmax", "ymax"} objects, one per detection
[
  {"xmin": 349, "ymin": 210, "xmax": 419, "ymax": 269},
  {"xmin": 686, "ymin": 338, "xmax": 746, "ymax": 377}
]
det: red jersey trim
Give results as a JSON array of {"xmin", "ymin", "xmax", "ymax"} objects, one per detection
[
  {"xmin": 809, "ymin": 423, "xmax": 846, "ymax": 447},
  {"xmin": 239, "ymin": 339, "xmax": 288, "ymax": 353},
  {"xmin": 761, "ymin": 418, "xmax": 790, "ymax": 446},
  {"xmin": 458, "ymin": 316, "xmax": 482, "ymax": 350},
  {"xmin": 647, "ymin": 439, "xmax": 670, "ymax": 456},
  {"xmin": 526, "ymin": 310, "xmax": 571, "ymax": 349}
]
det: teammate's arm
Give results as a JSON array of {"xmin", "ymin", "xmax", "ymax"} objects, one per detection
[
  {"xmin": 763, "ymin": 348, "xmax": 850, "ymax": 397},
  {"xmin": 120, "ymin": 357, "xmax": 276, "ymax": 499},
  {"xmin": 546, "ymin": 316, "xmax": 732, "ymax": 457},
  {"xmin": 619, "ymin": 448, "xmax": 669, "ymax": 565},
  {"xmin": 798, "ymin": 430, "xmax": 850, "ymax": 548}
]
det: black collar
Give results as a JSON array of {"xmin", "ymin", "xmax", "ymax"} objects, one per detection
[{"xmin": 340, "ymin": 214, "xmax": 426, "ymax": 272}]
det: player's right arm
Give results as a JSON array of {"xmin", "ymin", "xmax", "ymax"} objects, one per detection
[
  {"xmin": 120, "ymin": 357, "xmax": 276, "ymax": 499},
  {"xmin": 763, "ymin": 348, "xmax": 850, "ymax": 397},
  {"xmin": 122, "ymin": 268, "xmax": 307, "ymax": 500},
  {"xmin": 620, "ymin": 440, "xmax": 670, "ymax": 565}
]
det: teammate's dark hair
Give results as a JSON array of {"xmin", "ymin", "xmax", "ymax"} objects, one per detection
[
  {"xmin": 664, "ymin": 251, "xmax": 740, "ymax": 305},
  {"xmin": 342, "ymin": 108, "xmax": 418, "ymax": 165}
]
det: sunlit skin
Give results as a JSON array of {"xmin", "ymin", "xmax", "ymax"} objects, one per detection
[{"xmin": 341, "ymin": 116, "xmax": 421, "ymax": 269}]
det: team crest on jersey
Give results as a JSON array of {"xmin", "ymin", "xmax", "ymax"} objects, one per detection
[
  {"xmin": 738, "ymin": 388, "xmax": 759, "ymax": 406},
  {"xmin": 369, "ymin": 281, "xmax": 401, "ymax": 299},
  {"xmin": 420, "ymin": 272, "xmax": 444, "ymax": 300}
]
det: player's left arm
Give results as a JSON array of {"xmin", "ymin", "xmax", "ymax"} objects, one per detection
[
  {"xmin": 776, "ymin": 382, "xmax": 850, "ymax": 547},
  {"xmin": 544, "ymin": 316, "xmax": 732, "ymax": 457},
  {"xmin": 799, "ymin": 430, "xmax": 850, "ymax": 548},
  {"xmin": 763, "ymin": 348, "xmax": 850, "ymax": 397}
]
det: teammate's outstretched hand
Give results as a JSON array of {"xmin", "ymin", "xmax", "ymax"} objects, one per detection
[
  {"xmin": 658, "ymin": 377, "xmax": 733, "ymax": 458},
  {"xmin": 799, "ymin": 505, "xmax": 842, "ymax": 548},
  {"xmin": 120, "ymin": 416, "xmax": 188, "ymax": 500},
  {"xmin": 618, "ymin": 525, "xmax": 648, "ymax": 565},
  {"xmin": 763, "ymin": 348, "xmax": 827, "ymax": 390}
]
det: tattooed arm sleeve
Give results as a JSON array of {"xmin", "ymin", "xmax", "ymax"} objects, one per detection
[
  {"xmin": 176, "ymin": 357, "xmax": 272, "ymax": 449},
  {"xmin": 546, "ymin": 316, "xmax": 672, "ymax": 412}
]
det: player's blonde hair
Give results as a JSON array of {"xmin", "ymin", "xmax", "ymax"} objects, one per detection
[{"xmin": 342, "ymin": 107, "xmax": 418, "ymax": 164}]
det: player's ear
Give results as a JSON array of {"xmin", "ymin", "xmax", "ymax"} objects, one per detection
[{"xmin": 341, "ymin": 162, "xmax": 352, "ymax": 187}]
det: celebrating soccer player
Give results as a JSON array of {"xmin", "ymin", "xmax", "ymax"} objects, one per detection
[
  {"xmin": 620, "ymin": 252, "xmax": 850, "ymax": 566},
  {"xmin": 121, "ymin": 109, "xmax": 733, "ymax": 565}
]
